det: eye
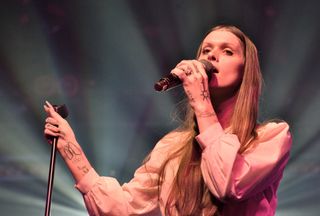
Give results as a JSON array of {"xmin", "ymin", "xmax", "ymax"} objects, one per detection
[
  {"xmin": 224, "ymin": 49, "xmax": 233, "ymax": 56},
  {"xmin": 202, "ymin": 48, "xmax": 211, "ymax": 54}
]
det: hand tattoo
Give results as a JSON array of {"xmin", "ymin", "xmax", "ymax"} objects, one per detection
[
  {"xmin": 186, "ymin": 90, "xmax": 195, "ymax": 102},
  {"xmin": 200, "ymin": 80, "xmax": 210, "ymax": 101}
]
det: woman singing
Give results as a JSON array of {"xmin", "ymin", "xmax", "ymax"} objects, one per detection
[{"xmin": 44, "ymin": 25, "xmax": 292, "ymax": 215}]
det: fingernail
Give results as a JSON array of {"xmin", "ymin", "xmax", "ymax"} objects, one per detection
[{"xmin": 45, "ymin": 101, "xmax": 52, "ymax": 107}]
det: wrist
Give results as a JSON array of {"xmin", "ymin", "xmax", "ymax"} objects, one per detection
[
  {"xmin": 195, "ymin": 111, "xmax": 216, "ymax": 118},
  {"xmin": 193, "ymin": 103, "xmax": 216, "ymax": 117},
  {"xmin": 194, "ymin": 105, "xmax": 220, "ymax": 133}
]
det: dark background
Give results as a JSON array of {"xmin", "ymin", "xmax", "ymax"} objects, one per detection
[{"xmin": 0, "ymin": 0, "xmax": 319, "ymax": 215}]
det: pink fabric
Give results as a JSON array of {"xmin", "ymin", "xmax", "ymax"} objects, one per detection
[{"xmin": 75, "ymin": 122, "xmax": 292, "ymax": 216}]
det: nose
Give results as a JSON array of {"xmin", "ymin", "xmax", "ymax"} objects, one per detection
[{"xmin": 208, "ymin": 50, "xmax": 218, "ymax": 62}]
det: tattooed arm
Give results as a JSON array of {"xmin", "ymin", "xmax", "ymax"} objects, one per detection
[
  {"xmin": 194, "ymin": 78, "xmax": 219, "ymax": 132},
  {"xmin": 59, "ymin": 140, "xmax": 91, "ymax": 180},
  {"xmin": 171, "ymin": 60, "xmax": 220, "ymax": 133},
  {"xmin": 44, "ymin": 101, "xmax": 92, "ymax": 182}
]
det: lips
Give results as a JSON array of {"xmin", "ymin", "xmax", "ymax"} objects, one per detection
[{"xmin": 204, "ymin": 60, "xmax": 218, "ymax": 74}]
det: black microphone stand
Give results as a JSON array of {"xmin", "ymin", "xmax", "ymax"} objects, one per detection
[
  {"xmin": 44, "ymin": 104, "xmax": 68, "ymax": 216},
  {"xmin": 44, "ymin": 136, "xmax": 59, "ymax": 216}
]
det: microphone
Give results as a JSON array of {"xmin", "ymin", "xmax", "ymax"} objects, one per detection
[
  {"xmin": 154, "ymin": 59, "xmax": 217, "ymax": 92},
  {"xmin": 53, "ymin": 104, "xmax": 69, "ymax": 119}
]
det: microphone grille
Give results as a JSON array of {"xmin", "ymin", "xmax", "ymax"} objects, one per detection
[
  {"xmin": 53, "ymin": 104, "xmax": 69, "ymax": 119},
  {"xmin": 199, "ymin": 59, "xmax": 215, "ymax": 73}
]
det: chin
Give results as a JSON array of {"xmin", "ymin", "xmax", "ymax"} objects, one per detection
[{"xmin": 210, "ymin": 85, "xmax": 240, "ymax": 98}]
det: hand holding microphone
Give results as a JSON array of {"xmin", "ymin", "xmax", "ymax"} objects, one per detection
[
  {"xmin": 154, "ymin": 59, "xmax": 217, "ymax": 92},
  {"xmin": 44, "ymin": 101, "xmax": 76, "ymax": 148},
  {"xmin": 44, "ymin": 102, "xmax": 69, "ymax": 216}
]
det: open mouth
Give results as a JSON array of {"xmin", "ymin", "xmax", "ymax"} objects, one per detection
[{"xmin": 211, "ymin": 66, "xmax": 218, "ymax": 73}]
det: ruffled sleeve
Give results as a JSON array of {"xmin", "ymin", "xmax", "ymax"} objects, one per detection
[{"xmin": 196, "ymin": 121, "xmax": 292, "ymax": 201}]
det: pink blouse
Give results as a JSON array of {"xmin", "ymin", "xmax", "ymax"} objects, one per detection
[{"xmin": 75, "ymin": 121, "xmax": 292, "ymax": 216}]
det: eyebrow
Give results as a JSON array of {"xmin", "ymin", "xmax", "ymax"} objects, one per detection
[{"xmin": 202, "ymin": 42, "xmax": 239, "ymax": 49}]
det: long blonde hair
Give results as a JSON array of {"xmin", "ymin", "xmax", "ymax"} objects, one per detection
[{"xmin": 156, "ymin": 25, "xmax": 263, "ymax": 215}]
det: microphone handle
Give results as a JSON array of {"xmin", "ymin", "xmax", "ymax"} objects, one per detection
[
  {"xmin": 154, "ymin": 59, "xmax": 216, "ymax": 92},
  {"xmin": 154, "ymin": 73, "xmax": 181, "ymax": 91}
]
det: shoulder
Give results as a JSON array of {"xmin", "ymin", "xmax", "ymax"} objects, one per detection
[
  {"xmin": 241, "ymin": 120, "xmax": 292, "ymax": 156},
  {"xmin": 256, "ymin": 120, "xmax": 290, "ymax": 137},
  {"xmin": 153, "ymin": 129, "xmax": 191, "ymax": 152},
  {"xmin": 254, "ymin": 120, "xmax": 292, "ymax": 150},
  {"xmin": 143, "ymin": 129, "xmax": 190, "ymax": 167},
  {"xmin": 151, "ymin": 130, "xmax": 190, "ymax": 155}
]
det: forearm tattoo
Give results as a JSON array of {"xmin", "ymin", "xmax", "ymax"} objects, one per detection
[
  {"xmin": 77, "ymin": 165, "xmax": 89, "ymax": 174},
  {"xmin": 63, "ymin": 141, "xmax": 82, "ymax": 162},
  {"xmin": 200, "ymin": 80, "xmax": 210, "ymax": 101},
  {"xmin": 62, "ymin": 141, "xmax": 90, "ymax": 175}
]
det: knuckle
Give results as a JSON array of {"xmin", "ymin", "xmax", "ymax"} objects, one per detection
[
  {"xmin": 192, "ymin": 60, "xmax": 199, "ymax": 65},
  {"xmin": 171, "ymin": 68, "xmax": 179, "ymax": 75}
]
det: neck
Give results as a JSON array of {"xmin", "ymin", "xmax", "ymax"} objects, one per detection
[{"xmin": 211, "ymin": 91, "xmax": 238, "ymax": 129}]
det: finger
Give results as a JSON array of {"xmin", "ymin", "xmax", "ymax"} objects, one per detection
[
  {"xmin": 44, "ymin": 104, "xmax": 51, "ymax": 116},
  {"xmin": 176, "ymin": 60, "xmax": 194, "ymax": 75},
  {"xmin": 170, "ymin": 67, "xmax": 187, "ymax": 80},
  {"xmin": 182, "ymin": 65, "xmax": 193, "ymax": 76},
  {"xmin": 45, "ymin": 134, "xmax": 53, "ymax": 145},
  {"xmin": 176, "ymin": 63, "xmax": 196, "ymax": 78},
  {"xmin": 198, "ymin": 60, "xmax": 210, "ymax": 79},
  {"xmin": 44, "ymin": 128, "xmax": 59, "ymax": 138},
  {"xmin": 44, "ymin": 101, "xmax": 54, "ymax": 113},
  {"xmin": 192, "ymin": 60, "xmax": 208, "ymax": 80},
  {"xmin": 193, "ymin": 60, "xmax": 206, "ymax": 74},
  {"xmin": 45, "ymin": 117, "xmax": 59, "ymax": 126},
  {"xmin": 44, "ymin": 101, "xmax": 64, "ymax": 120},
  {"xmin": 45, "ymin": 100, "xmax": 54, "ymax": 109},
  {"xmin": 58, "ymin": 130, "xmax": 66, "ymax": 139},
  {"xmin": 44, "ymin": 127, "xmax": 66, "ymax": 140},
  {"xmin": 44, "ymin": 101, "xmax": 55, "ymax": 116},
  {"xmin": 45, "ymin": 123, "xmax": 60, "ymax": 132}
]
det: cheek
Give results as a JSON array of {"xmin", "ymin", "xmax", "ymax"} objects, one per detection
[
  {"xmin": 229, "ymin": 59, "xmax": 244, "ymax": 78},
  {"xmin": 219, "ymin": 62, "xmax": 244, "ymax": 86},
  {"xmin": 226, "ymin": 72, "xmax": 242, "ymax": 86},
  {"xmin": 231, "ymin": 67, "xmax": 244, "ymax": 87},
  {"xmin": 208, "ymin": 59, "xmax": 244, "ymax": 88},
  {"xmin": 238, "ymin": 62, "xmax": 245, "ymax": 80}
]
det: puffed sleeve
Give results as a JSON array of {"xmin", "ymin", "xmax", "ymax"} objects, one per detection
[
  {"xmin": 196, "ymin": 121, "xmax": 292, "ymax": 201},
  {"xmin": 74, "ymin": 135, "xmax": 174, "ymax": 216}
]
